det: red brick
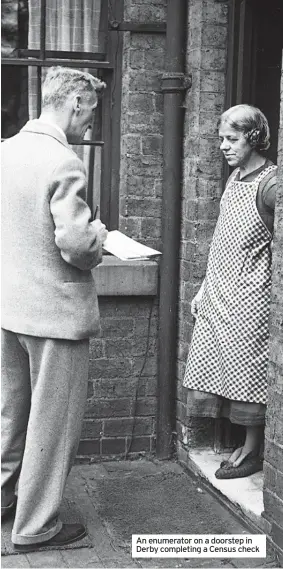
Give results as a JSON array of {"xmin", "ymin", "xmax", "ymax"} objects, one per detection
[
  {"xmin": 103, "ymin": 417, "xmax": 153, "ymax": 437},
  {"xmin": 126, "ymin": 156, "xmax": 163, "ymax": 179},
  {"xmin": 78, "ymin": 439, "xmax": 100, "ymax": 456},
  {"xmin": 130, "ymin": 34, "xmax": 165, "ymax": 51},
  {"xmin": 264, "ymin": 489, "xmax": 283, "ymax": 527},
  {"xmin": 81, "ymin": 419, "xmax": 103, "ymax": 439},
  {"xmin": 201, "ymin": 48, "xmax": 227, "ymax": 71},
  {"xmin": 125, "ymin": 435, "xmax": 151, "ymax": 454},
  {"xmin": 129, "ymin": 69, "xmax": 161, "ymax": 92},
  {"xmin": 202, "ymin": 1, "xmax": 229, "ymax": 25},
  {"xmin": 134, "ymin": 315, "xmax": 158, "ymax": 337},
  {"xmin": 263, "ymin": 462, "xmax": 277, "ymax": 494},
  {"xmin": 124, "ymin": 175, "xmax": 156, "ymax": 197},
  {"xmin": 89, "ymin": 339, "xmax": 105, "ymax": 359},
  {"xmin": 200, "ymin": 70, "xmax": 226, "ymax": 93},
  {"xmin": 86, "ymin": 398, "xmax": 132, "ymax": 418},
  {"xmin": 100, "ymin": 298, "xmax": 157, "ymax": 317},
  {"xmin": 129, "ymin": 92, "xmax": 154, "ymax": 116},
  {"xmin": 128, "ymin": 5, "xmax": 166, "ymax": 22},
  {"xmin": 88, "ymin": 358, "xmax": 132, "ymax": 379},
  {"xmin": 199, "ymin": 91, "xmax": 225, "ymax": 114},
  {"xmin": 135, "ymin": 398, "xmax": 157, "ymax": 416},
  {"xmin": 92, "ymin": 378, "xmax": 147, "ymax": 399},
  {"xmin": 101, "ymin": 437, "xmax": 126, "ymax": 455},
  {"xmin": 119, "ymin": 216, "xmax": 143, "ymax": 238},
  {"xmin": 264, "ymin": 438, "xmax": 283, "ymax": 469},
  {"xmin": 104, "ymin": 337, "xmax": 150, "ymax": 358},
  {"xmin": 144, "ymin": 49, "xmax": 165, "ymax": 70},
  {"xmin": 126, "ymin": 112, "xmax": 163, "ymax": 134},
  {"xmin": 271, "ymin": 521, "xmax": 283, "ymax": 559},
  {"xmin": 129, "ymin": 49, "xmax": 145, "ymax": 70},
  {"xmin": 202, "ymin": 23, "xmax": 228, "ymax": 47},
  {"xmin": 132, "ymin": 355, "xmax": 158, "ymax": 377},
  {"xmin": 122, "ymin": 134, "xmax": 141, "ymax": 155},
  {"xmin": 87, "ymin": 380, "xmax": 94, "ymax": 399},
  {"xmin": 142, "ymin": 135, "xmax": 163, "ymax": 156},
  {"xmin": 100, "ymin": 317, "xmax": 135, "ymax": 338},
  {"xmin": 121, "ymin": 196, "xmax": 162, "ymax": 218}
]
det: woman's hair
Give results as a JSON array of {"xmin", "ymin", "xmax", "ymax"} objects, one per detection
[
  {"xmin": 219, "ymin": 104, "xmax": 270, "ymax": 152},
  {"xmin": 42, "ymin": 66, "xmax": 106, "ymax": 110}
]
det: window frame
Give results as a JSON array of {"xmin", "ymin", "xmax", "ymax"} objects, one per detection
[{"xmin": 1, "ymin": 0, "xmax": 124, "ymax": 228}]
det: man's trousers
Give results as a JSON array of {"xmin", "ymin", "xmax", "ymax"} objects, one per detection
[{"xmin": 1, "ymin": 329, "xmax": 89, "ymax": 545}]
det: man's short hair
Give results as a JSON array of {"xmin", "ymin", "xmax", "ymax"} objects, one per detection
[{"xmin": 42, "ymin": 66, "xmax": 106, "ymax": 110}]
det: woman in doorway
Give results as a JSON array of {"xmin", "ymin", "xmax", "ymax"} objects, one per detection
[{"xmin": 183, "ymin": 104, "xmax": 277, "ymax": 479}]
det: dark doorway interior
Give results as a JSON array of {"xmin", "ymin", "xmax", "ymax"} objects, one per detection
[
  {"xmin": 217, "ymin": 0, "xmax": 283, "ymax": 452},
  {"xmin": 229, "ymin": 0, "xmax": 283, "ymax": 162},
  {"xmin": 252, "ymin": 0, "xmax": 283, "ymax": 162}
]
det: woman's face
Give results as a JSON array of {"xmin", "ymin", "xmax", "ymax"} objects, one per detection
[{"xmin": 219, "ymin": 123, "xmax": 253, "ymax": 168}]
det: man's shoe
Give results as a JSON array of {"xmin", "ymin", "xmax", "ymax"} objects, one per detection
[
  {"xmin": 1, "ymin": 500, "xmax": 17, "ymax": 522},
  {"xmin": 13, "ymin": 523, "xmax": 87, "ymax": 553}
]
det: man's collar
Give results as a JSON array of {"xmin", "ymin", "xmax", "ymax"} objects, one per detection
[
  {"xmin": 20, "ymin": 119, "xmax": 70, "ymax": 149},
  {"xmin": 41, "ymin": 120, "xmax": 67, "ymax": 141}
]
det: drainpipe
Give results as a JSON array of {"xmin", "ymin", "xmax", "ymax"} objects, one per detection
[{"xmin": 156, "ymin": 0, "xmax": 190, "ymax": 458}]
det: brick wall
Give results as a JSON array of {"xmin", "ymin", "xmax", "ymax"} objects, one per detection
[
  {"xmin": 263, "ymin": 57, "xmax": 283, "ymax": 566},
  {"xmin": 78, "ymin": 296, "xmax": 159, "ymax": 460},
  {"xmin": 119, "ymin": 0, "xmax": 167, "ymax": 252},
  {"xmin": 1, "ymin": 0, "xmax": 164, "ymax": 462},
  {"xmin": 177, "ymin": 0, "xmax": 229, "ymax": 458},
  {"xmin": 78, "ymin": 0, "xmax": 167, "ymax": 461}
]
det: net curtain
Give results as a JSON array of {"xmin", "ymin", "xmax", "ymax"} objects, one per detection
[
  {"xmin": 28, "ymin": 0, "xmax": 102, "ymax": 205},
  {"xmin": 28, "ymin": 0, "xmax": 102, "ymax": 117}
]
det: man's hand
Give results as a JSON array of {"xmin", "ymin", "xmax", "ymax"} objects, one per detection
[{"xmin": 91, "ymin": 219, "xmax": 108, "ymax": 245}]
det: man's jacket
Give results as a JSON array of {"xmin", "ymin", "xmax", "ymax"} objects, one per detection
[{"xmin": 1, "ymin": 120, "xmax": 102, "ymax": 340}]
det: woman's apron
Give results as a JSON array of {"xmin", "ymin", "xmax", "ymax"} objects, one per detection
[{"xmin": 183, "ymin": 165, "xmax": 277, "ymax": 404}]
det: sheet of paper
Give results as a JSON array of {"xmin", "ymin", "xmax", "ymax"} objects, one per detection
[{"xmin": 103, "ymin": 230, "xmax": 162, "ymax": 261}]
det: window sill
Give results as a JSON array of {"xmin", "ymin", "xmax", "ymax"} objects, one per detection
[{"xmin": 92, "ymin": 255, "xmax": 159, "ymax": 296}]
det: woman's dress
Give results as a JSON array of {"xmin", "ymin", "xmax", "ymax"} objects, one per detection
[{"xmin": 183, "ymin": 163, "xmax": 277, "ymax": 425}]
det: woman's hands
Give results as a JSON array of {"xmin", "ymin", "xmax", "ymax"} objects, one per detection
[{"xmin": 191, "ymin": 281, "xmax": 205, "ymax": 318}]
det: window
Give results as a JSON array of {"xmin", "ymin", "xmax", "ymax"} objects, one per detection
[{"xmin": 1, "ymin": 0, "xmax": 123, "ymax": 227}]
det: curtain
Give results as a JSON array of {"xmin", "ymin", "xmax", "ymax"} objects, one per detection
[
  {"xmin": 28, "ymin": 0, "xmax": 102, "ymax": 117},
  {"xmin": 28, "ymin": 0, "xmax": 103, "ymax": 209}
]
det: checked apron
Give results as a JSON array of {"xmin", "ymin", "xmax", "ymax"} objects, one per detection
[{"xmin": 183, "ymin": 165, "xmax": 277, "ymax": 405}]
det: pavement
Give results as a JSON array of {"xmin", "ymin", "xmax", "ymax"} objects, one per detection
[{"xmin": 1, "ymin": 458, "xmax": 279, "ymax": 569}]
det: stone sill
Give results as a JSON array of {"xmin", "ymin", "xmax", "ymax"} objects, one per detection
[
  {"xmin": 92, "ymin": 254, "xmax": 159, "ymax": 296},
  {"xmin": 184, "ymin": 448, "xmax": 266, "ymax": 532}
]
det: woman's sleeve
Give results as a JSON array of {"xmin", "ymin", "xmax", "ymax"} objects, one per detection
[{"xmin": 260, "ymin": 171, "xmax": 278, "ymax": 211}]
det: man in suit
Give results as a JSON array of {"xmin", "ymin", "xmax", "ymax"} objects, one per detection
[{"xmin": 1, "ymin": 66, "xmax": 108, "ymax": 552}]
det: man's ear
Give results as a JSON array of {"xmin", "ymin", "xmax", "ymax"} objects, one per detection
[{"xmin": 73, "ymin": 95, "xmax": 81, "ymax": 113}]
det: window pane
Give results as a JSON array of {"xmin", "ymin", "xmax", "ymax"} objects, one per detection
[
  {"xmin": 1, "ymin": 65, "xmax": 29, "ymax": 137},
  {"xmin": 1, "ymin": 0, "xmax": 105, "ymax": 215},
  {"xmin": 28, "ymin": 0, "xmax": 106, "ymax": 54},
  {"xmin": 1, "ymin": 0, "xmax": 29, "ymax": 55},
  {"xmin": 71, "ymin": 143, "xmax": 101, "ymax": 213},
  {"xmin": 72, "ymin": 97, "xmax": 103, "ymax": 215}
]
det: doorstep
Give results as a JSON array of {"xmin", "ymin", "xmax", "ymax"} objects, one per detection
[{"xmin": 185, "ymin": 448, "xmax": 266, "ymax": 532}]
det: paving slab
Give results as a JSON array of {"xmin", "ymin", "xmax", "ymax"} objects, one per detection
[
  {"xmin": 1, "ymin": 459, "xmax": 279, "ymax": 569},
  {"xmin": 1, "ymin": 555, "xmax": 31, "ymax": 568},
  {"xmin": 26, "ymin": 551, "xmax": 67, "ymax": 568}
]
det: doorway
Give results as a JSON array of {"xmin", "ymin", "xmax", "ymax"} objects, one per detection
[{"xmin": 216, "ymin": 0, "xmax": 283, "ymax": 452}]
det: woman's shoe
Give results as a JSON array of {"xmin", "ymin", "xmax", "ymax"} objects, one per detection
[{"xmin": 215, "ymin": 453, "xmax": 263, "ymax": 479}]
